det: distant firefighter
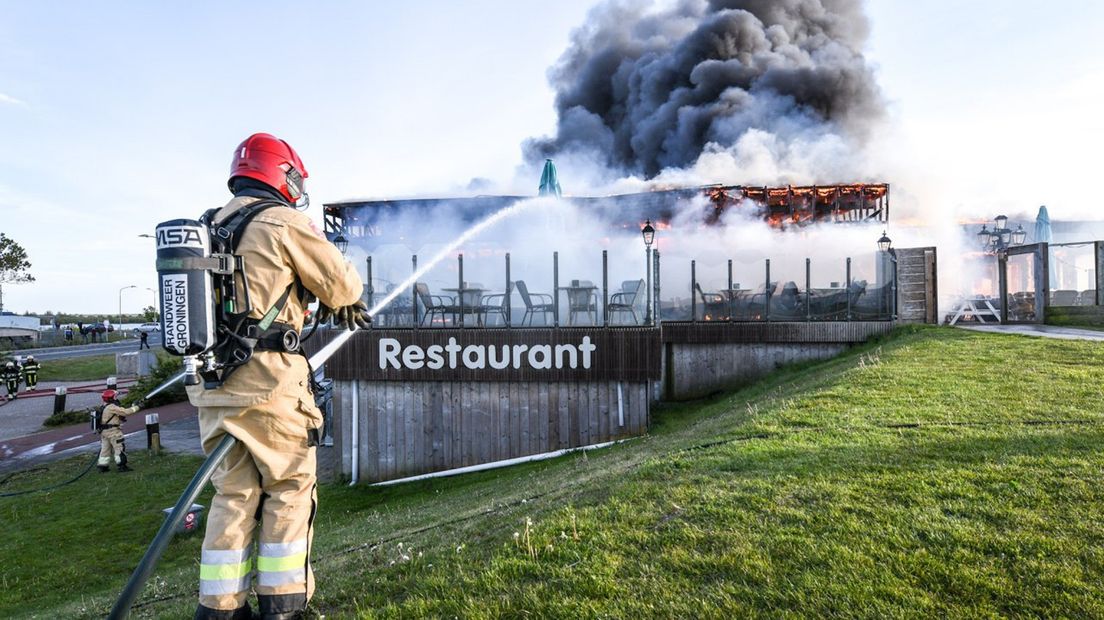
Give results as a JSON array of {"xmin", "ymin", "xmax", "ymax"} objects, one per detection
[
  {"xmin": 2, "ymin": 362, "xmax": 19, "ymax": 400},
  {"xmin": 22, "ymin": 355, "xmax": 40, "ymax": 391}
]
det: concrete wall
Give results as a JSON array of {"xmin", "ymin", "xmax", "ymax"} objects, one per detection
[
  {"xmin": 663, "ymin": 342, "xmax": 848, "ymax": 400},
  {"xmin": 115, "ymin": 350, "xmax": 157, "ymax": 377},
  {"xmin": 659, "ymin": 321, "xmax": 894, "ymax": 401},
  {"xmin": 334, "ymin": 380, "xmax": 650, "ymax": 483},
  {"xmin": 1046, "ymin": 305, "xmax": 1104, "ymax": 327}
]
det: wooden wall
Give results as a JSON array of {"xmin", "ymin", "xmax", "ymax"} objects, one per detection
[
  {"xmin": 896, "ymin": 247, "xmax": 939, "ymax": 324},
  {"xmin": 334, "ymin": 380, "xmax": 650, "ymax": 483}
]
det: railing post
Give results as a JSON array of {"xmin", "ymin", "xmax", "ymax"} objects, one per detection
[
  {"xmin": 553, "ymin": 251, "xmax": 560, "ymax": 327},
  {"xmin": 505, "ymin": 252, "xmax": 512, "ymax": 327},
  {"xmin": 764, "ymin": 259, "xmax": 771, "ymax": 322},
  {"xmin": 691, "ymin": 260, "xmax": 697, "ymax": 322},
  {"xmin": 846, "ymin": 257, "xmax": 852, "ymax": 322},
  {"xmin": 727, "ymin": 258, "xmax": 734, "ymax": 323},
  {"xmin": 644, "ymin": 247, "xmax": 652, "ymax": 326},
  {"xmin": 654, "ymin": 249, "xmax": 661, "ymax": 325},
  {"xmin": 412, "ymin": 254, "xmax": 419, "ymax": 329},
  {"xmin": 602, "ymin": 250, "xmax": 609, "ymax": 327},
  {"xmin": 806, "ymin": 257, "xmax": 812, "ymax": 321},
  {"xmin": 365, "ymin": 256, "xmax": 374, "ymax": 324},
  {"xmin": 458, "ymin": 252, "xmax": 465, "ymax": 329}
]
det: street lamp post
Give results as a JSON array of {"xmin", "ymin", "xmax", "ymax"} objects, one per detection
[
  {"xmin": 877, "ymin": 231, "xmax": 897, "ymax": 320},
  {"xmin": 119, "ymin": 285, "xmax": 138, "ymax": 335},
  {"xmin": 977, "ymin": 216, "xmax": 1026, "ymax": 253},
  {"xmin": 642, "ymin": 220, "xmax": 655, "ymax": 325},
  {"xmin": 334, "ymin": 234, "xmax": 349, "ymax": 255}
]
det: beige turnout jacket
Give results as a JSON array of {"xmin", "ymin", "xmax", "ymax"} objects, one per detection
[
  {"xmin": 186, "ymin": 196, "xmax": 363, "ymax": 408},
  {"xmin": 101, "ymin": 402, "xmax": 139, "ymax": 427}
]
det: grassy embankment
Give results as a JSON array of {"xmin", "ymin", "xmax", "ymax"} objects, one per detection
[
  {"xmin": 33, "ymin": 354, "xmax": 117, "ymax": 382},
  {"xmin": 2, "ymin": 326, "xmax": 1104, "ymax": 618}
]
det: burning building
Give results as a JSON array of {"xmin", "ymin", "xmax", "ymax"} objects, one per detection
[{"xmin": 323, "ymin": 182, "xmax": 889, "ymax": 247}]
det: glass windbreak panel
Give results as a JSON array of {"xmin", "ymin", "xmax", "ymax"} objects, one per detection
[
  {"xmin": 1049, "ymin": 244, "xmax": 1096, "ymax": 306},
  {"xmin": 694, "ymin": 261, "xmax": 730, "ymax": 322},
  {"xmin": 847, "ymin": 252, "xmax": 894, "ymax": 320},
  {"xmin": 1006, "ymin": 252, "xmax": 1038, "ymax": 322},
  {"xmin": 765, "ymin": 254, "xmax": 807, "ymax": 322},
  {"xmin": 656, "ymin": 258, "xmax": 693, "ymax": 322},
  {"xmin": 364, "ymin": 246, "xmax": 418, "ymax": 327},
  {"xmin": 807, "ymin": 259, "xmax": 854, "ymax": 321},
  {"xmin": 727, "ymin": 258, "xmax": 768, "ymax": 321},
  {"xmin": 607, "ymin": 254, "xmax": 649, "ymax": 326}
]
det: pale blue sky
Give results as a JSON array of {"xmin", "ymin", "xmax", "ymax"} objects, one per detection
[{"xmin": 1, "ymin": 1, "xmax": 1102, "ymax": 312}]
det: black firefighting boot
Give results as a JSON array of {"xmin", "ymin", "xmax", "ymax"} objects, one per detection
[
  {"xmin": 117, "ymin": 453, "xmax": 132, "ymax": 472},
  {"xmin": 258, "ymin": 593, "xmax": 306, "ymax": 619},
  {"xmin": 193, "ymin": 602, "xmax": 253, "ymax": 620}
]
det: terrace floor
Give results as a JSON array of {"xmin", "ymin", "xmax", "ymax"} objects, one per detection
[{"xmin": 956, "ymin": 323, "xmax": 1104, "ymax": 341}]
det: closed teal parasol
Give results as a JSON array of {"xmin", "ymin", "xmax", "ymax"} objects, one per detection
[
  {"xmin": 538, "ymin": 159, "xmax": 562, "ymax": 197},
  {"xmin": 1034, "ymin": 205, "xmax": 1052, "ymax": 243}
]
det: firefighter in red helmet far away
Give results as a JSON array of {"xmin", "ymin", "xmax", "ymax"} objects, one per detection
[
  {"xmin": 190, "ymin": 133, "xmax": 368, "ymax": 620},
  {"xmin": 97, "ymin": 389, "xmax": 140, "ymax": 472}
]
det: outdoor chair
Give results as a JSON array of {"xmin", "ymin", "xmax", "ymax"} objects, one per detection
[
  {"xmin": 606, "ymin": 279, "xmax": 643, "ymax": 324},
  {"xmin": 745, "ymin": 281, "xmax": 778, "ymax": 320},
  {"xmin": 567, "ymin": 280, "xmax": 598, "ymax": 325},
  {"xmin": 693, "ymin": 282, "xmax": 727, "ymax": 321},
  {"xmin": 478, "ymin": 285, "xmax": 512, "ymax": 326},
  {"xmin": 415, "ymin": 282, "xmax": 459, "ymax": 327},
  {"xmin": 516, "ymin": 280, "xmax": 555, "ymax": 326},
  {"xmin": 768, "ymin": 281, "xmax": 805, "ymax": 320},
  {"xmin": 1050, "ymin": 290, "xmax": 1079, "ymax": 306},
  {"xmin": 372, "ymin": 283, "xmax": 414, "ymax": 327}
]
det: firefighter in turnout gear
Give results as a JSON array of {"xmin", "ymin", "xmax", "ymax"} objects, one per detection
[
  {"xmin": 97, "ymin": 389, "xmax": 140, "ymax": 472},
  {"xmin": 2, "ymin": 362, "xmax": 19, "ymax": 400},
  {"xmin": 22, "ymin": 355, "xmax": 40, "ymax": 391},
  {"xmin": 190, "ymin": 133, "xmax": 367, "ymax": 620}
]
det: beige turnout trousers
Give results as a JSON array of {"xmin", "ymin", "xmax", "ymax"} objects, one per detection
[
  {"xmin": 98, "ymin": 427, "xmax": 126, "ymax": 466},
  {"xmin": 197, "ymin": 388, "xmax": 324, "ymax": 611}
]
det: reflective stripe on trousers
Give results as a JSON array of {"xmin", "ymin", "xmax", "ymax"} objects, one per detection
[
  {"xmin": 199, "ymin": 547, "xmax": 252, "ymax": 597},
  {"xmin": 257, "ymin": 539, "xmax": 307, "ymax": 588}
]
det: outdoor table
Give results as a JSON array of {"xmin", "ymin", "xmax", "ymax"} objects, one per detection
[
  {"xmin": 442, "ymin": 287, "xmax": 486, "ymax": 326},
  {"xmin": 557, "ymin": 283, "xmax": 599, "ymax": 325},
  {"xmin": 948, "ymin": 297, "xmax": 1001, "ymax": 325}
]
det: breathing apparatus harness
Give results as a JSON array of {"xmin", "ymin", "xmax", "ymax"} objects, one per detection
[{"xmin": 156, "ymin": 199, "xmax": 318, "ymax": 390}]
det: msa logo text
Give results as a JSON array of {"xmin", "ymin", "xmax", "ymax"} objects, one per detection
[{"xmin": 156, "ymin": 227, "xmax": 206, "ymax": 249}]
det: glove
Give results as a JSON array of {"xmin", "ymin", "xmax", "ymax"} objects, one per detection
[
  {"xmin": 134, "ymin": 399, "xmax": 146, "ymax": 410},
  {"xmin": 315, "ymin": 304, "xmax": 335, "ymax": 326},
  {"xmin": 334, "ymin": 300, "xmax": 372, "ymax": 331}
]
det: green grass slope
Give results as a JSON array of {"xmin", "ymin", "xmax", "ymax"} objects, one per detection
[{"xmin": 3, "ymin": 326, "xmax": 1104, "ymax": 618}]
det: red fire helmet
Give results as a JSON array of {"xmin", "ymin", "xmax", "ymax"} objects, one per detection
[
  {"xmin": 102, "ymin": 389, "xmax": 117, "ymax": 402},
  {"xmin": 228, "ymin": 133, "xmax": 309, "ymax": 204}
]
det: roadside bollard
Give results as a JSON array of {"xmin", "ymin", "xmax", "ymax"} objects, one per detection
[
  {"xmin": 106, "ymin": 376, "xmax": 118, "ymax": 391},
  {"xmin": 53, "ymin": 386, "xmax": 67, "ymax": 415},
  {"xmin": 146, "ymin": 413, "xmax": 161, "ymax": 455}
]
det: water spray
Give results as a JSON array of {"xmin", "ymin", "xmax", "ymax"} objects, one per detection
[{"xmin": 109, "ymin": 199, "xmax": 543, "ymax": 619}]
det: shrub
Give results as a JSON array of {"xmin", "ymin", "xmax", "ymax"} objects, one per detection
[{"xmin": 42, "ymin": 408, "xmax": 95, "ymax": 428}]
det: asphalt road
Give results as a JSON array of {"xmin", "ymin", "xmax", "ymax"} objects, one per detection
[{"xmin": 11, "ymin": 334, "xmax": 163, "ymax": 361}]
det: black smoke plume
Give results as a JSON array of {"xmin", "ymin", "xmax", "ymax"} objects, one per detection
[{"xmin": 525, "ymin": 0, "xmax": 884, "ymax": 180}]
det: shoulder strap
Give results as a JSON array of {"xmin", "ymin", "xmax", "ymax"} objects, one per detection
[{"xmin": 209, "ymin": 199, "xmax": 287, "ymax": 253}]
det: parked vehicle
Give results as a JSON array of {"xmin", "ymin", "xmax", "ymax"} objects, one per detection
[{"xmin": 133, "ymin": 322, "xmax": 161, "ymax": 335}]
